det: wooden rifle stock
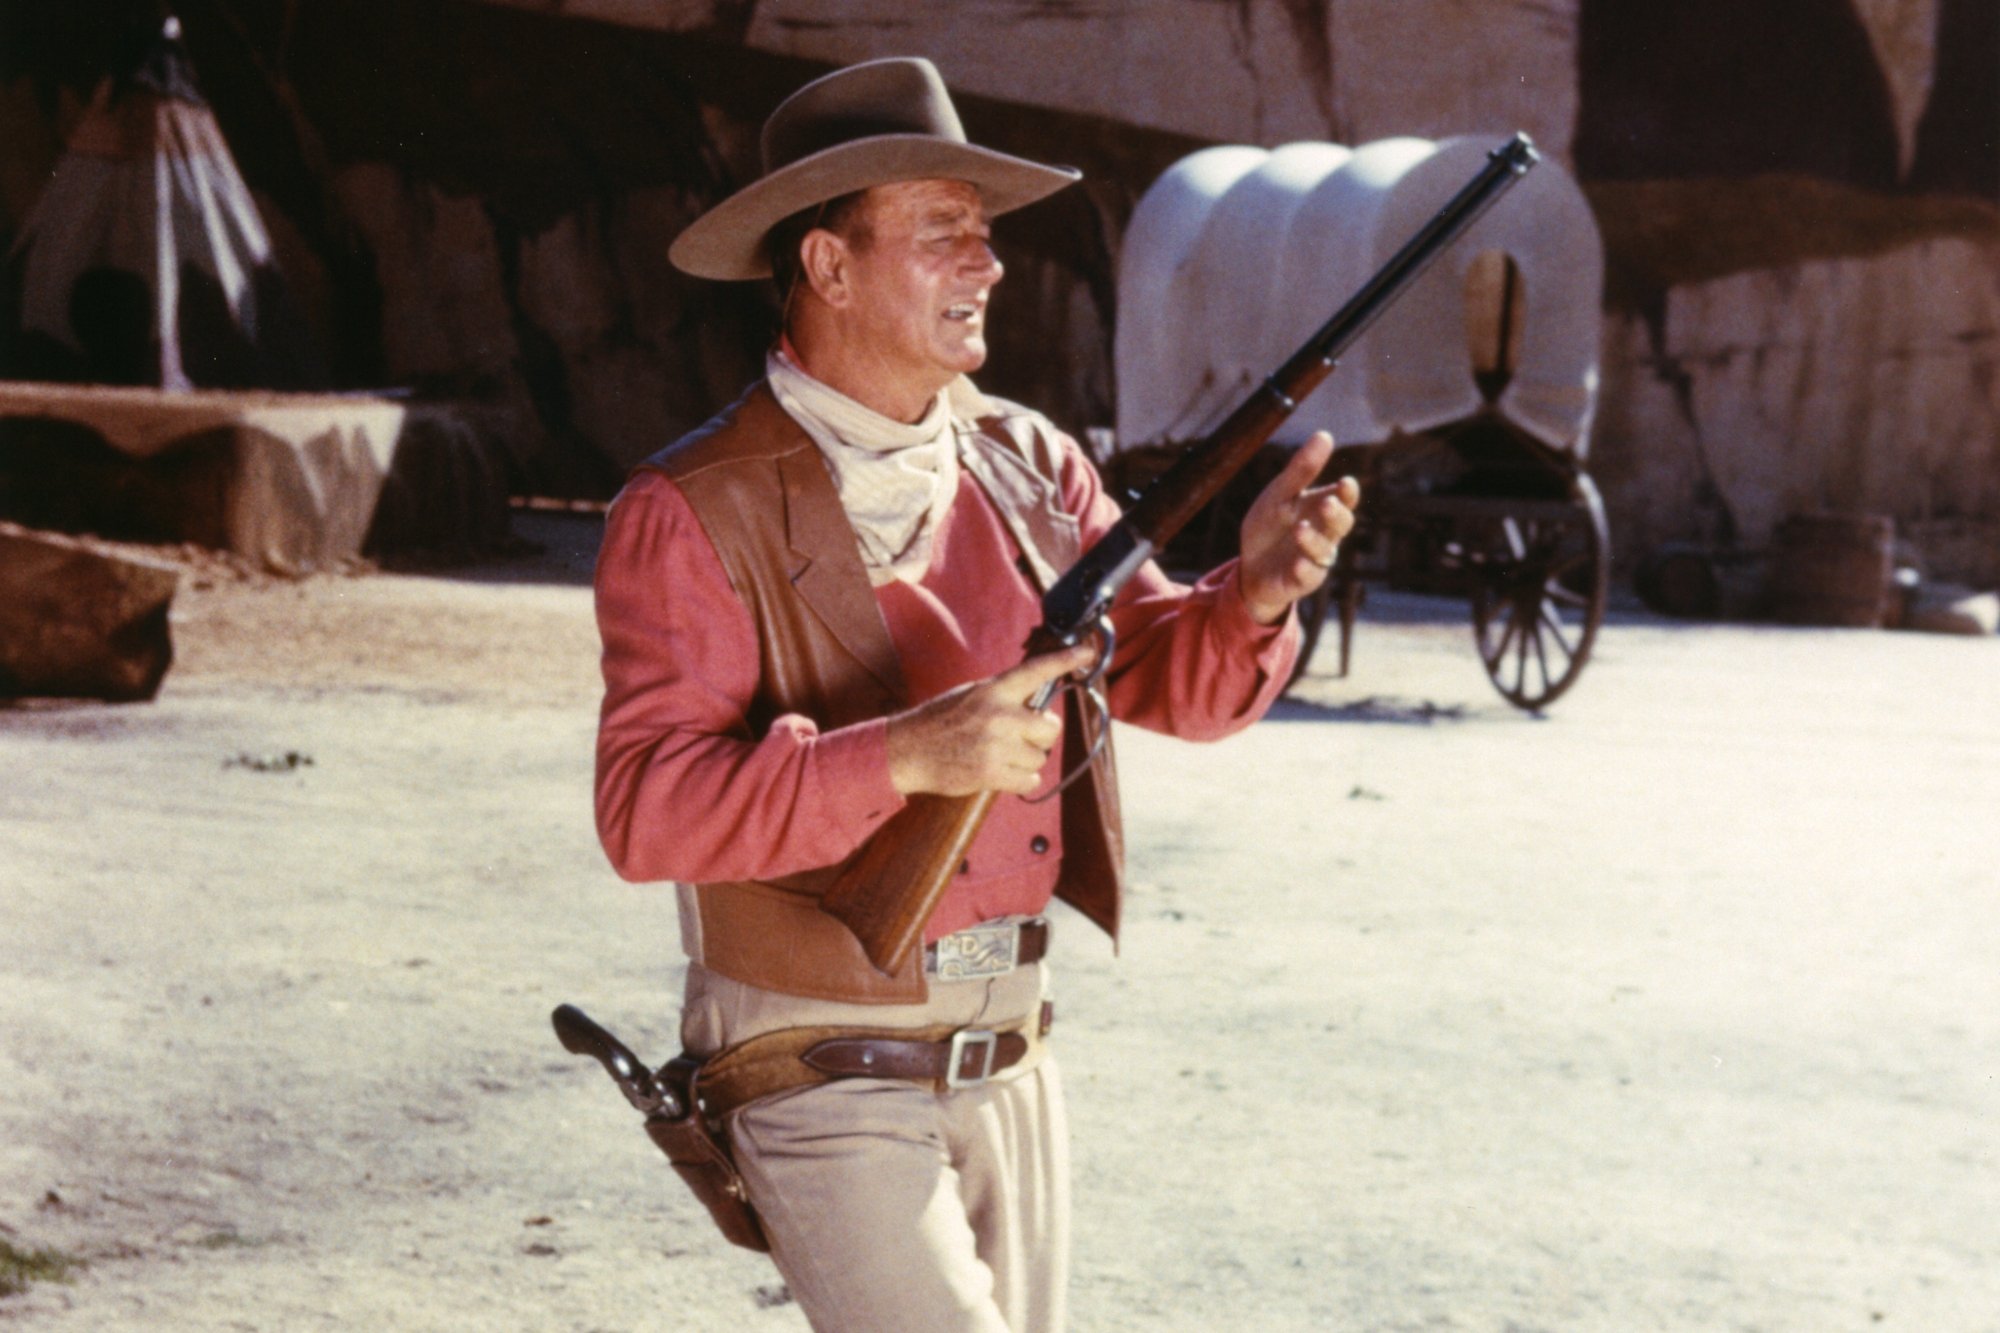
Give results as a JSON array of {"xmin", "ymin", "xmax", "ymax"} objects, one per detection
[
  {"xmin": 820, "ymin": 791, "xmax": 999, "ymax": 978},
  {"xmin": 821, "ymin": 134, "xmax": 1541, "ymax": 976}
]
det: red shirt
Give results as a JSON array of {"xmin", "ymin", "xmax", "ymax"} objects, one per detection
[{"xmin": 594, "ymin": 428, "xmax": 1298, "ymax": 941}]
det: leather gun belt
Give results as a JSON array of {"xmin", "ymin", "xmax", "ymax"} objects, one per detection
[{"xmin": 692, "ymin": 1001, "xmax": 1056, "ymax": 1122}]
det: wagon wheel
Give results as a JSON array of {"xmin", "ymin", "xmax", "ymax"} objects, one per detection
[{"xmin": 1466, "ymin": 474, "xmax": 1609, "ymax": 711}]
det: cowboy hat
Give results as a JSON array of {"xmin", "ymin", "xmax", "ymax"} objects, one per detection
[{"xmin": 668, "ymin": 57, "xmax": 1081, "ymax": 281}]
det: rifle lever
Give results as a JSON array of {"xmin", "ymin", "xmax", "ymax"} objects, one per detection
[{"xmin": 1027, "ymin": 617, "xmax": 1115, "ymax": 805}]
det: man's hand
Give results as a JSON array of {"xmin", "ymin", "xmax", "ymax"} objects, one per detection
[
  {"xmin": 885, "ymin": 644, "xmax": 1098, "ymax": 797},
  {"xmin": 1238, "ymin": 431, "xmax": 1360, "ymax": 625}
]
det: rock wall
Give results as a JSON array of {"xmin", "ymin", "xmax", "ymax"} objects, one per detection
[
  {"xmin": 487, "ymin": 0, "xmax": 1580, "ymax": 157},
  {"xmin": 1576, "ymin": 0, "xmax": 2000, "ymax": 581},
  {"xmin": 1593, "ymin": 237, "xmax": 2000, "ymax": 585},
  {"xmin": 441, "ymin": 0, "xmax": 2000, "ymax": 580},
  {"xmin": 3, "ymin": 0, "xmax": 779, "ymax": 496},
  {"xmin": 4, "ymin": 0, "xmax": 1994, "ymax": 580}
]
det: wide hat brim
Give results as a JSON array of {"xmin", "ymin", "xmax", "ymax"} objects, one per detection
[{"xmin": 669, "ymin": 136, "xmax": 1080, "ymax": 282}]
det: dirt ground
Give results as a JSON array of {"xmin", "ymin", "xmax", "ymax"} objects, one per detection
[{"xmin": 3, "ymin": 512, "xmax": 1997, "ymax": 1331}]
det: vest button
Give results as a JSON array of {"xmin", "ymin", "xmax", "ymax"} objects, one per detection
[
  {"xmin": 960, "ymin": 859, "xmax": 971, "ymax": 875},
  {"xmin": 1030, "ymin": 835, "xmax": 1050, "ymax": 854}
]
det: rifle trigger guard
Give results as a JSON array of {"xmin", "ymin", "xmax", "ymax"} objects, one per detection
[
  {"xmin": 1027, "ymin": 617, "xmax": 1114, "ymax": 805},
  {"xmin": 1077, "ymin": 616, "xmax": 1114, "ymax": 689}
]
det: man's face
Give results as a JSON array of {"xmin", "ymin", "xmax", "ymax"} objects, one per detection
[{"xmin": 836, "ymin": 178, "xmax": 1004, "ymax": 402}]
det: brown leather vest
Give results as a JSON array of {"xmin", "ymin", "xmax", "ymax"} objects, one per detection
[{"xmin": 638, "ymin": 381, "xmax": 1125, "ymax": 1003}]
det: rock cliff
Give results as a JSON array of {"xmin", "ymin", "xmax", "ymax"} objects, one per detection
[{"xmin": 4, "ymin": 0, "xmax": 1992, "ymax": 579}]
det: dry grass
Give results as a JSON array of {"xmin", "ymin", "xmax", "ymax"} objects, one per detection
[{"xmin": 0, "ymin": 1239, "xmax": 84, "ymax": 1298}]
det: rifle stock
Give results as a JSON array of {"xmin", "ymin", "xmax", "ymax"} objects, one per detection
[
  {"xmin": 821, "ymin": 791, "xmax": 997, "ymax": 975},
  {"xmin": 819, "ymin": 134, "xmax": 1541, "ymax": 976}
]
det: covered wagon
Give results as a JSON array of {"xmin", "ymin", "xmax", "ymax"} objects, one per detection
[{"xmin": 1112, "ymin": 134, "xmax": 1607, "ymax": 709}]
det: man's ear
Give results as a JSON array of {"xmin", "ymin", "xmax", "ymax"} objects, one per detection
[{"xmin": 799, "ymin": 228, "xmax": 851, "ymax": 308}]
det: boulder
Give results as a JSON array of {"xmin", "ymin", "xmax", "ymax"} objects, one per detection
[{"xmin": 0, "ymin": 523, "xmax": 179, "ymax": 702}]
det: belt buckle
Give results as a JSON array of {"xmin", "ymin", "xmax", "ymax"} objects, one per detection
[
  {"xmin": 946, "ymin": 1028, "xmax": 999, "ymax": 1090},
  {"xmin": 930, "ymin": 920, "xmax": 1021, "ymax": 980}
]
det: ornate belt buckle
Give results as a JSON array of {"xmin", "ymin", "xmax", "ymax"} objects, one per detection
[{"xmin": 930, "ymin": 921, "xmax": 1021, "ymax": 980}]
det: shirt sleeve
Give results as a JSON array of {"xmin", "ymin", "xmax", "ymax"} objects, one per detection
[
  {"xmin": 592, "ymin": 470, "xmax": 905, "ymax": 884},
  {"xmin": 1055, "ymin": 435, "xmax": 1302, "ymax": 740}
]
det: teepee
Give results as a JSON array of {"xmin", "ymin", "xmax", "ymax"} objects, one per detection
[{"xmin": 4, "ymin": 14, "xmax": 319, "ymax": 390}]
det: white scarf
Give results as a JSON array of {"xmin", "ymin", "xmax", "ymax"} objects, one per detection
[{"xmin": 767, "ymin": 348, "xmax": 960, "ymax": 586}]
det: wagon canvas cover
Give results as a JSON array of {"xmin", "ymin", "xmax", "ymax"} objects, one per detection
[{"xmin": 1114, "ymin": 135, "xmax": 1602, "ymax": 456}]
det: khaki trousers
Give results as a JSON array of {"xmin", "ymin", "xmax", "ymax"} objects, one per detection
[{"xmin": 680, "ymin": 960, "xmax": 1070, "ymax": 1333}]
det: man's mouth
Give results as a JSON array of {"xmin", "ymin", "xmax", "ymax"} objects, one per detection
[{"xmin": 943, "ymin": 302, "xmax": 981, "ymax": 322}]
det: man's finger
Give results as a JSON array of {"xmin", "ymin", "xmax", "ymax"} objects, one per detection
[
  {"xmin": 1024, "ymin": 711, "xmax": 1064, "ymax": 751},
  {"xmin": 1296, "ymin": 475, "xmax": 1361, "ymax": 511},
  {"xmin": 996, "ymin": 644, "xmax": 1097, "ymax": 701},
  {"xmin": 1266, "ymin": 431, "xmax": 1335, "ymax": 504},
  {"xmin": 1298, "ymin": 485, "xmax": 1358, "ymax": 542}
]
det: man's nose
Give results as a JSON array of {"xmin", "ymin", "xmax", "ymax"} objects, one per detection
[{"xmin": 965, "ymin": 240, "xmax": 1003, "ymax": 285}]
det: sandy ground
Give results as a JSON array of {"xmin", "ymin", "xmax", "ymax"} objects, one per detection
[{"xmin": 3, "ymin": 512, "xmax": 1997, "ymax": 1331}]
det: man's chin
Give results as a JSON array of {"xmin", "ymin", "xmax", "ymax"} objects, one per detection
[{"xmin": 943, "ymin": 338, "xmax": 989, "ymax": 376}]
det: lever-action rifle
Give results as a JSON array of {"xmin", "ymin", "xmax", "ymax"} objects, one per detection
[{"xmin": 821, "ymin": 133, "xmax": 1542, "ymax": 976}]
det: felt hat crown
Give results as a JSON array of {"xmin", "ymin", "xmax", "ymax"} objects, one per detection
[{"xmin": 668, "ymin": 57, "xmax": 1081, "ymax": 281}]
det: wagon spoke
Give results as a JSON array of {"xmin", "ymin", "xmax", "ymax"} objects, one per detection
[
  {"xmin": 1493, "ymin": 618, "xmax": 1520, "ymax": 691},
  {"xmin": 1547, "ymin": 582, "xmax": 1592, "ymax": 611},
  {"xmin": 1545, "ymin": 547, "xmax": 1591, "ymax": 583},
  {"xmin": 1527, "ymin": 617, "xmax": 1551, "ymax": 690},
  {"xmin": 1484, "ymin": 604, "xmax": 1521, "ymax": 668},
  {"xmin": 1538, "ymin": 602, "xmax": 1576, "ymax": 659}
]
